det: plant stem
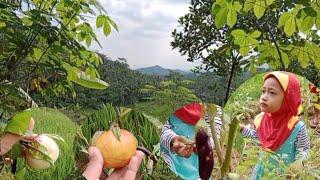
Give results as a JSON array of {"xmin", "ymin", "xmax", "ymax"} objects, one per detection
[
  {"xmin": 221, "ymin": 117, "xmax": 239, "ymax": 177},
  {"xmin": 207, "ymin": 104, "xmax": 223, "ymax": 165}
]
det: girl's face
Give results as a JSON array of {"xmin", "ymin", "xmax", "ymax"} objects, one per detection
[{"xmin": 259, "ymin": 77, "xmax": 285, "ymax": 113}]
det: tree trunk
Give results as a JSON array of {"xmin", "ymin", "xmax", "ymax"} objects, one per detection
[{"xmin": 224, "ymin": 55, "xmax": 237, "ymax": 106}]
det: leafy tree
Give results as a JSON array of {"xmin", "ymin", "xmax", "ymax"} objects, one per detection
[
  {"xmin": 0, "ymin": 0, "xmax": 114, "ymax": 116},
  {"xmin": 193, "ymin": 71, "xmax": 251, "ymax": 106},
  {"xmin": 171, "ymin": 0, "xmax": 256, "ymax": 104},
  {"xmin": 140, "ymin": 71, "xmax": 199, "ymax": 111},
  {"xmin": 172, "ymin": 0, "xmax": 320, "ymax": 104},
  {"xmin": 211, "ymin": 0, "xmax": 320, "ymax": 71},
  {"xmin": 74, "ymin": 54, "xmax": 155, "ymax": 108}
]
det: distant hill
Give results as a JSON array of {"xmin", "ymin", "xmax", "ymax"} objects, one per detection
[{"xmin": 136, "ymin": 65, "xmax": 193, "ymax": 76}]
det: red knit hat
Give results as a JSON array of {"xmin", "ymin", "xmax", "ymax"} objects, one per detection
[{"xmin": 174, "ymin": 103, "xmax": 202, "ymax": 125}]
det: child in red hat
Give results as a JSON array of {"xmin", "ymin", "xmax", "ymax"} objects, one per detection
[{"xmin": 160, "ymin": 102, "xmax": 222, "ymax": 179}]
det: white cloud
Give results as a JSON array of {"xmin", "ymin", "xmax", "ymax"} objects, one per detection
[{"xmin": 89, "ymin": 0, "xmax": 197, "ymax": 70}]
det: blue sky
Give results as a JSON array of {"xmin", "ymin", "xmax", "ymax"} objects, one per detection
[{"xmin": 89, "ymin": 0, "xmax": 199, "ymax": 70}]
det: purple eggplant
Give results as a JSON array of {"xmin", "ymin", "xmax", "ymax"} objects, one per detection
[{"xmin": 196, "ymin": 127, "xmax": 214, "ymax": 180}]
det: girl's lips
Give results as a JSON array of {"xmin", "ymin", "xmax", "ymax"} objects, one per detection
[{"xmin": 260, "ymin": 102, "xmax": 268, "ymax": 107}]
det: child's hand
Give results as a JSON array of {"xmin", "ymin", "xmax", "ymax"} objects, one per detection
[
  {"xmin": 288, "ymin": 159, "xmax": 303, "ymax": 171},
  {"xmin": 239, "ymin": 123, "xmax": 245, "ymax": 131},
  {"xmin": 171, "ymin": 136, "xmax": 194, "ymax": 158}
]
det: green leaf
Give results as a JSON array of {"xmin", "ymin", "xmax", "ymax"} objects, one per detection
[
  {"xmin": 10, "ymin": 143, "xmax": 23, "ymax": 159},
  {"xmin": 280, "ymin": 51, "xmax": 290, "ymax": 68},
  {"xmin": 215, "ymin": 0, "xmax": 226, "ymax": 5},
  {"xmin": 278, "ymin": 12, "xmax": 291, "ymax": 27},
  {"xmin": 233, "ymin": 2, "xmax": 242, "ymax": 12},
  {"xmin": 240, "ymin": 41, "xmax": 250, "ymax": 56},
  {"xmin": 244, "ymin": 0, "xmax": 255, "ymax": 12},
  {"xmin": 297, "ymin": 48, "xmax": 309, "ymax": 68},
  {"xmin": 284, "ymin": 15, "xmax": 296, "ymax": 36},
  {"xmin": 212, "ymin": 4, "xmax": 222, "ymax": 15},
  {"xmin": 70, "ymin": 71, "xmax": 109, "ymax": 90},
  {"xmin": 253, "ymin": 0, "xmax": 265, "ymax": 19},
  {"xmin": 5, "ymin": 110, "xmax": 31, "ymax": 135},
  {"xmin": 231, "ymin": 29, "xmax": 246, "ymax": 37},
  {"xmin": 250, "ymin": 62, "xmax": 256, "ymax": 74},
  {"xmin": 103, "ymin": 20, "xmax": 111, "ymax": 36},
  {"xmin": 96, "ymin": 15, "xmax": 104, "ymax": 28},
  {"xmin": 15, "ymin": 167, "xmax": 26, "ymax": 180},
  {"xmin": 227, "ymin": 5, "xmax": 237, "ymax": 27},
  {"xmin": 250, "ymin": 30, "xmax": 261, "ymax": 38},
  {"xmin": 300, "ymin": 16, "xmax": 314, "ymax": 32},
  {"xmin": 215, "ymin": 7, "xmax": 228, "ymax": 28},
  {"xmin": 21, "ymin": 16, "xmax": 33, "ymax": 26},
  {"xmin": 266, "ymin": 0, "xmax": 274, "ymax": 6},
  {"xmin": 106, "ymin": 16, "xmax": 118, "ymax": 32},
  {"xmin": 85, "ymin": 35, "xmax": 91, "ymax": 47},
  {"xmin": 0, "ymin": 22, "xmax": 6, "ymax": 28},
  {"xmin": 315, "ymin": 10, "xmax": 320, "ymax": 29},
  {"xmin": 33, "ymin": 48, "xmax": 42, "ymax": 60}
]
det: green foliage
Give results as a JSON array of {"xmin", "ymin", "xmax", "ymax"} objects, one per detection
[
  {"xmin": 140, "ymin": 72, "xmax": 199, "ymax": 112},
  {"xmin": 4, "ymin": 110, "xmax": 31, "ymax": 135},
  {"xmin": 0, "ymin": 0, "xmax": 115, "ymax": 115},
  {"xmin": 211, "ymin": 0, "xmax": 320, "ymax": 71}
]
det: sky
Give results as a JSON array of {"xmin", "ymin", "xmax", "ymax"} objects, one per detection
[{"xmin": 88, "ymin": 0, "xmax": 199, "ymax": 70}]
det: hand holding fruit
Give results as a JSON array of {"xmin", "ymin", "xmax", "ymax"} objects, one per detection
[
  {"xmin": 0, "ymin": 116, "xmax": 62, "ymax": 170},
  {"xmin": 171, "ymin": 136, "xmax": 195, "ymax": 158},
  {"xmin": 82, "ymin": 146, "xmax": 145, "ymax": 180}
]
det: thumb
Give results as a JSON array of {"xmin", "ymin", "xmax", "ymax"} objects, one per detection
[{"xmin": 82, "ymin": 147, "xmax": 103, "ymax": 180}]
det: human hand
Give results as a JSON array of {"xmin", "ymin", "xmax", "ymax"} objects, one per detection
[
  {"xmin": 171, "ymin": 136, "xmax": 194, "ymax": 158},
  {"xmin": 239, "ymin": 123, "xmax": 245, "ymax": 131},
  {"xmin": 0, "ymin": 118, "xmax": 37, "ymax": 155},
  {"xmin": 82, "ymin": 146, "xmax": 145, "ymax": 180},
  {"xmin": 288, "ymin": 159, "xmax": 304, "ymax": 171}
]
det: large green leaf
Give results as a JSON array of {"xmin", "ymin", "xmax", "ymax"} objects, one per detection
[
  {"xmin": 278, "ymin": 12, "xmax": 291, "ymax": 27},
  {"xmin": 280, "ymin": 51, "xmax": 290, "ymax": 69},
  {"xmin": 70, "ymin": 71, "xmax": 109, "ymax": 90},
  {"xmin": 253, "ymin": 0, "xmax": 265, "ymax": 19},
  {"xmin": 33, "ymin": 48, "xmax": 42, "ymax": 60},
  {"xmin": 231, "ymin": 29, "xmax": 246, "ymax": 37},
  {"xmin": 103, "ymin": 19, "xmax": 111, "ymax": 36},
  {"xmin": 243, "ymin": 0, "xmax": 255, "ymax": 12},
  {"xmin": 4, "ymin": 110, "xmax": 31, "ymax": 135},
  {"xmin": 215, "ymin": 7, "xmax": 228, "ymax": 28},
  {"xmin": 227, "ymin": 4, "xmax": 237, "ymax": 27},
  {"xmin": 284, "ymin": 15, "xmax": 296, "ymax": 36},
  {"xmin": 300, "ymin": 16, "xmax": 314, "ymax": 32},
  {"xmin": 21, "ymin": 16, "xmax": 33, "ymax": 26},
  {"xmin": 250, "ymin": 30, "xmax": 261, "ymax": 38},
  {"xmin": 96, "ymin": 15, "xmax": 104, "ymax": 28},
  {"xmin": 297, "ymin": 47, "xmax": 309, "ymax": 68},
  {"xmin": 106, "ymin": 16, "xmax": 118, "ymax": 32}
]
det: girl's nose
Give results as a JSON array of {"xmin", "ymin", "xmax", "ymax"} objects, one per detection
[{"xmin": 260, "ymin": 94, "xmax": 267, "ymax": 102}]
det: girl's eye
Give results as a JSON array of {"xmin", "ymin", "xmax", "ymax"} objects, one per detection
[
  {"xmin": 270, "ymin": 91, "xmax": 275, "ymax": 95},
  {"xmin": 262, "ymin": 90, "xmax": 265, "ymax": 93}
]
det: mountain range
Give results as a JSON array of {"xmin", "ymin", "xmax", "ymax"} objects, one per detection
[{"xmin": 136, "ymin": 65, "xmax": 192, "ymax": 76}]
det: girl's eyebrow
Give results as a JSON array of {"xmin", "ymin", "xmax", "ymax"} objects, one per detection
[{"xmin": 263, "ymin": 86, "xmax": 280, "ymax": 92}]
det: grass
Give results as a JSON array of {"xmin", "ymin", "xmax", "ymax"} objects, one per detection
[{"xmin": 131, "ymin": 101, "xmax": 175, "ymax": 124}]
